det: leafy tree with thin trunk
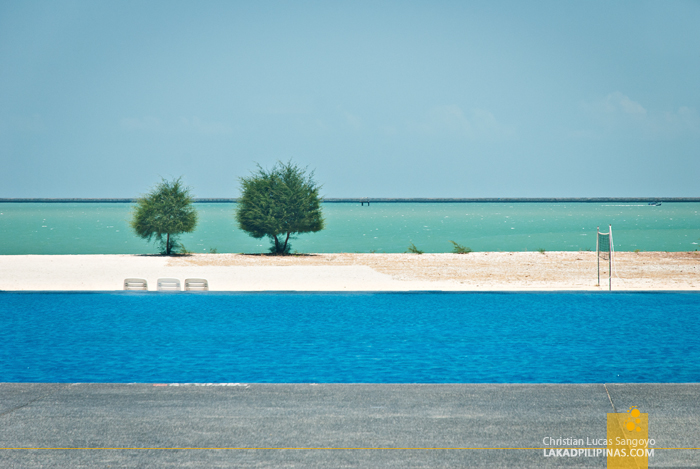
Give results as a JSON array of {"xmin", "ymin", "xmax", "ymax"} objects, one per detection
[
  {"xmin": 236, "ymin": 161, "xmax": 324, "ymax": 255},
  {"xmin": 130, "ymin": 177, "xmax": 198, "ymax": 255}
]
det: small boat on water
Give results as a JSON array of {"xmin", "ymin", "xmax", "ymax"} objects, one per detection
[{"xmin": 648, "ymin": 201, "xmax": 662, "ymax": 206}]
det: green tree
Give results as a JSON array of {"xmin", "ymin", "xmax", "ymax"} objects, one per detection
[
  {"xmin": 236, "ymin": 161, "xmax": 324, "ymax": 254},
  {"xmin": 130, "ymin": 177, "xmax": 198, "ymax": 255}
]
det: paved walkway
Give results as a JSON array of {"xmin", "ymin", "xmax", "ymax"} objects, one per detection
[{"xmin": 1, "ymin": 383, "xmax": 698, "ymax": 468}]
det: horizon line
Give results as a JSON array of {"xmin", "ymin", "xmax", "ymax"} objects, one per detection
[{"xmin": 1, "ymin": 197, "xmax": 699, "ymax": 203}]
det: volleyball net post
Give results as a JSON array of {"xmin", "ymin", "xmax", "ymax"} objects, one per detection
[{"xmin": 596, "ymin": 225, "xmax": 613, "ymax": 291}]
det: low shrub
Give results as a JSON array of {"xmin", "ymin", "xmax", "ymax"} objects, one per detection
[
  {"xmin": 449, "ymin": 240, "xmax": 473, "ymax": 254},
  {"xmin": 176, "ymin": 243, "xmax": 192, "ymax": 255},
  {"xmin": 406, "ymin": 243, "xmax": 424, "ymax": 254}
]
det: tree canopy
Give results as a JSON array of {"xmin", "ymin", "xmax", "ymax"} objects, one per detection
[
  {"xmin": 130, "ymin": 177, "xmax": 198, "ymax": 255},
  {"xmin": 236, "ymin": 161, "xmax": 324, "ymax": 254}
]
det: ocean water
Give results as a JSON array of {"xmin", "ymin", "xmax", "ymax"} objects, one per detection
[
  {"xmin": 0, "ymin": 202, "xmax": 698, "ymax": 254},
  {"xmin": 1, "ymin": 291, "xmax": 698, "ymax": 383}
]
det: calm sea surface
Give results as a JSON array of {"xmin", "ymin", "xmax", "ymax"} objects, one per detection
[{"xmin": 0, "ymin": 202, "xmax": 698, "ymax": 254}]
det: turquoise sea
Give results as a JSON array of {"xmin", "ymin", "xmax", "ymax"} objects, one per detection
[{"xmin": 0, "ymin": 202, "xmax": 698, "ymax": 254}]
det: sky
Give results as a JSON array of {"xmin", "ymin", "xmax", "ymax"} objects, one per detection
[{"xmin": 1, "ymin": 0, "xmax": 699, "ymax": 198}]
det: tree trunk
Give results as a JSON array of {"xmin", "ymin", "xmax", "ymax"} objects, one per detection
[
  {"xmin": 273, "ymin": 235, "xmax": 280, "ymax": 254},
  {"xmin": 282, "ymin": 232, "xmax": 291, "ymax": 254},
  {"xmin": 166, "ymin": 233, "xmax": 171, "ymax": 255}
]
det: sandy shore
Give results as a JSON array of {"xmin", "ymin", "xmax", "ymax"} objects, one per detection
[{"xmin": 0, "ymin": 251, "xmax": 698, "ymax": 291}]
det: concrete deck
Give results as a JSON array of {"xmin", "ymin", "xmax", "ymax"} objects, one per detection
[{"xmin": 1, "ymin": 383, "xmax": 698, "ymax": 468}]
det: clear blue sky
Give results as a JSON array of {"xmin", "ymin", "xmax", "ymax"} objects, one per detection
[{"xmin": 1, "ymin": 0, "xmax": 699, "ymax": 198}]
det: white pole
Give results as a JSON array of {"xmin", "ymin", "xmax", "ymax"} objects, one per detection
[
  {"xmin": 609, "ymin": 224, "xmax": 613, "ymax": 291},
  {"xmin": 596, "ymin": 226, "xmax": 600, "ymax": 287}
]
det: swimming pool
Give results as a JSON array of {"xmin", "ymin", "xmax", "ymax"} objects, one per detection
[{"xmin": 1, "ymin": 292, "xmax": 698, "ymax": 383}]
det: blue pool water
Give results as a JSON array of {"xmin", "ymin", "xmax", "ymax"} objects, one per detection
[{"xmin": 1, "ymin": 292, "xmax": 698, "ymax": 383}]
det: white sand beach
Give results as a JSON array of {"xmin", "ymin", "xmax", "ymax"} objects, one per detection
[{"xmin": 0, "ymin": 251, "xmax": 698, "ymax": 291}]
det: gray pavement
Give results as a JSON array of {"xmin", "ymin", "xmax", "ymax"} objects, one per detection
[{"xmin": 0, "ymin": 383, "xmax": 698, "ymax": 468}]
